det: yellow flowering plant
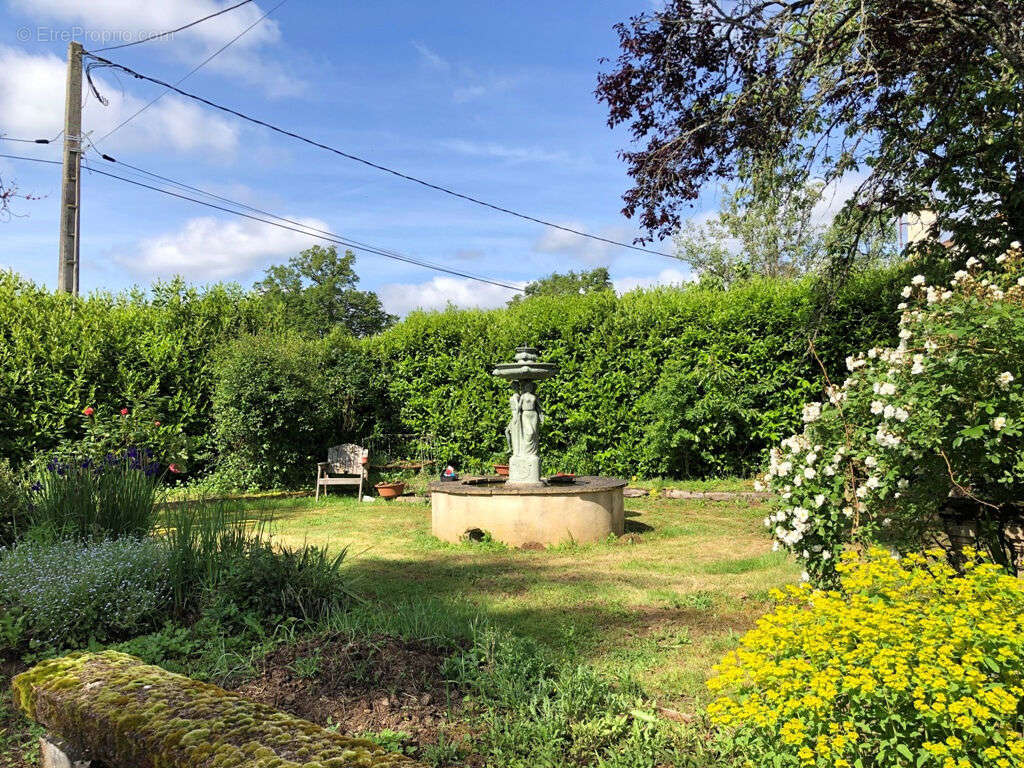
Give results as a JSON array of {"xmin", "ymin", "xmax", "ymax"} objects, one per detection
[
  {"xmin": 756, "ymin": 244, "xmax": 1024, "ymax": 584},
  {"xmin": 707, "ymin": 548, "xmax": 1024, "ymax": 768}
]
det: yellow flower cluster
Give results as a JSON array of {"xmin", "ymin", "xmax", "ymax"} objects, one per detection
[{"xmin": 707, "ymin": 549, "xmax": 1024, "ymax": 767}]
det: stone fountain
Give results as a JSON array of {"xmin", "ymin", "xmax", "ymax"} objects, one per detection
[{"xmin": 430, "ymin": 346, "xmax": 625, "ymax": 547}]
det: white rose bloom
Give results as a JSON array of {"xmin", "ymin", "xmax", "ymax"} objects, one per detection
[
  {"xmin": 897, "ymin": 302, "xmax": 908, "ymax": 310},
  {"xmin": 772, "ymin": 540, "xmax": 780, "ymax": 552},
  {"xmin": 803, "ymin": 467, "xmax": 816, "ymax": 480},
  {"xmin": 802, "ymin": 402, "xmax": 822, "ymax": 423},
  {"xmin": 753, "ymin": 480, "xmax": 764, "ymax": 492},
  {"xmin": 764, "ymin": 516, "xmax": 772, "ymax": 527},
  {"xmin": 856, "ymin": 485, "xmax": 868, "ymax": 498},
  {"xmin": 998, "ymin": 371, "xmax": 1015, "ymax": 389},
  {"xmin": 842, "ymin": 506, "xmax": 854, "ymax": 518},
  {"xmin": 911, "ymin": 274, "xmax": 926, "ymax": 285},
  {"xmin": 993, "ymin": 416, "xmax": 1007, "ymax": 431},
  {"xmin": 996, "ymin": 253, "xmax": 1008, "ymax": 264},
  {"xmin": 824, "ymin": 465, "xmax": 835, "ymax": 476},
  {"xmin": 894, "ymin": 407, "xmax": 910, "ymax": 422},
  {"xmin": 871, "ymin": 400, "xmax": 884, "ymax": 415},
  {"xmin": 954, "ymin": 269, "xmax": 969, "ymax": 281},
  {"xmin": 899, "ymin": 328, "xmax": 913, "ymax": 340},
  {"xmin": 884, "ymin": 404, "xmax": 896, "ymax": 419},
  {"xmin": 880, "ymin": 382, "xmax": 897, "ymax": 396},
  {"xmin": 966, "ymin": 256, "xmax": 981, "ymax": 268},
  {"xmin": 793, "ymin": 475, "xmax": 803, "ymax": 487},
  {"xmin": 866, "ymin": 475, "xmax": 881, "ymax": 489},
  {"xmin": 901, "ymin": 286, "xmax": 913, "ymax": 298},
  {"xmin": 864, "ymin": 456, "xmax": 878, "ymax": 468},
  {"xmin": 820, "ymin": 550, "xmax": 831, "ymax": 561},
  {"xmin": 800, "ymin": 571, "xmax": 810, "ymax": 582},
  {"xmin": 814, "ymin": 494, "xmax": 825, "ymax": 508},
  {"xmin": 1018, "ymin": 276, "xmax": 1024, "ymax": 287},
  {"xmin": 898, "ymin": 478, "xmax": 909, "ymax": 490},
  {"xmin": 806, "ymin": 452, "xmax": 818, "ymax": 465},
  {"xmin": 1012, "ymin": 241, "xmax": 1022, "ymax": 249}
]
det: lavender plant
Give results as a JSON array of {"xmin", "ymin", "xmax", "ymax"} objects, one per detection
[{"xmin": 0, "ymin": 536, "xmax": 171, "ymax": 650}]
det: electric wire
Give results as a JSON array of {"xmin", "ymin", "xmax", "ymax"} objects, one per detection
[
  {"xmin": 93, "ymin": 0, "xmax": 289, "ymax": 146},
  {"xmin": 0, "ymin": 151, "xmax": 524, "ymax": 292},
  {"xmin": 83, "ymin": 144, "xmax": 450, "ymax": 268},
  {"xmin": 82, "ymin": 50, "xmax": 676, "ymax": 259},
  {"xmin": 94, "ymin": 0, "xmax": 255, "ymax": 52}
]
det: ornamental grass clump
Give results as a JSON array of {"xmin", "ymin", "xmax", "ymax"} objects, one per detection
[
  {"xmin": 707, "ymin": 548, "xmax": 1024, "ymax": 768},
  {"xmin": 757, "ymin": 244, "xmax": 1024, "ymax": 583},
  {"xmin": 0, "ymin": 536, "xmax": 171, "ymax": 650}
]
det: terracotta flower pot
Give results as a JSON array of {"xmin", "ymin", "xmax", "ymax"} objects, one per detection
[
  {"xmin": 375, "ymin": 481, "xmax": 406, "ymax": 500},
  {"xmin": 494, "ymin": 464, "xmax": 509, "ymax": 477}
]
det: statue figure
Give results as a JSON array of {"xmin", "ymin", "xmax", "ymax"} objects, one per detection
[
  {"xmin": 518, "ymin": 382, "xmax": 541, "ymax": 458},
  {"xmin": 506, "ymin": 390, "xmax": 522, "ymax": 456}
]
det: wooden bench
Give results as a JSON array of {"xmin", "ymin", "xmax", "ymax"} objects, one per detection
[
  {"xmin": 316, "ymin": 444, "xmax": 368, "ymax": 501},
  {"xmin": 13, "ymin": 651, "xmax": 424, "ymax": 768}
]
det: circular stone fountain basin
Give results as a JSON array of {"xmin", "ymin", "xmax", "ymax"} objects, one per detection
[{"xmin": 430, "ymin": 476, "xmax": 626, "ymax": 547}]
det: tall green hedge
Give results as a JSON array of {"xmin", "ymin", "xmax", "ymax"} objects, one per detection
[
  {"xmin": 0, "ymin": 264, "xmax": 928, "ymax": 482},
  {"xmin": 367, "ymin": 270, "xmax": 910, "ymax": 478},
  {"xmin": 0, "ymin": 272, "xmax": 280, "ymax": 469}
]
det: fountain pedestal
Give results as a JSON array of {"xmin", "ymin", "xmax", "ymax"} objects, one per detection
[{"xmin": 430, "ymin": 345, "xmax": 626, "ymax": 547}]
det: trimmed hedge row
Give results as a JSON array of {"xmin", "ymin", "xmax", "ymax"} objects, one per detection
[
  {"xmin": 0, "ymin": 265, "xmax": 931, "ymax": 482},
  {"xmin": 0, "ymin": 272, "xmax": 279, "ymax": 469},
  {"xmin": 367, "ymin": 271, "xmax": 910, "ymax": 478}
]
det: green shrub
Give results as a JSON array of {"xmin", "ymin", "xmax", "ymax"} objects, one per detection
[
  {"xmin": 211, "ymin": 330, "xmax": 381, "ymax": 489},
  {"xmin": 158, "ymin": 499, "xmax": 354, "ymax": 624},
  {"xmin": 0, "ymin": 458, "xmax": 26, "ymax": 546},
  {"xmin": 0, "ymin": 537, "xmax": 170, "ymax": 650},
  {"xmin": 215, "ymin": 538, "xmax": 354, "ymax": 623},
  {"xmin": 26, "ymin": 459, "xmax": 161, "ymax": 540}
]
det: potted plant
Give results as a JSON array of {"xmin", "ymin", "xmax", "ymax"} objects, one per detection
[
  {"xmin": 493, "ymin": 463, "xmax": 509, "ymax": 477},
  {"xmin": 375, "ymin": 474, "xmax": 406, "ymax": 500}
]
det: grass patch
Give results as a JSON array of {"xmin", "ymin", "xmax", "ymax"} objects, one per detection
[{"xmin": 247, "ymin": 491, "xmax": 796, "ymax": 709}]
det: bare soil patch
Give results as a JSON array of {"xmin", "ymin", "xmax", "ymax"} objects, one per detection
[{"xmin": 233, "ymin": 634, "xmax": 464, "ymax": 746}]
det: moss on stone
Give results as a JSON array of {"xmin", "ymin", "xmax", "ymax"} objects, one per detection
[{"xmin": 12, "ymin": 651, "xmax": 427, "ymax": 767}]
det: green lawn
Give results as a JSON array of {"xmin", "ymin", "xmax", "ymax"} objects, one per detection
[{"xmin": 258, "ymin": 484, "xmax": 797, "ymax": 711}]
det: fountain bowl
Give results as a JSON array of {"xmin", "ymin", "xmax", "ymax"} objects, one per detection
[{"xmin": 430, "ymin": 475, "xmax": 626, "ymax": 547}]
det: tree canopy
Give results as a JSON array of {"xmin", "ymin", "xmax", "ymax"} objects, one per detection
[
  {"xmin": 596, "ymin": 1, "xmax": 1024, "ymax": 261},
  {"xmin": 510, "ymin": 267, "xmax": 613, "ymax": 304},
  {"xmin": 255, "ymin": 245, "xmax": 394, "ymax": 337}
]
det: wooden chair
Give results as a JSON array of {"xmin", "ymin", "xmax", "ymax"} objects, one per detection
[{"xmin": 315, "ymin": 443, "xmax": 368, "ymax": 500}]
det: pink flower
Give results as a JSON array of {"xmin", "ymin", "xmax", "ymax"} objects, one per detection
[
  {"xmin": 120, "ymin": 408, "xmax": 129, "ymax": 416},
  {"xmin": 82, "ymin": 406, "xmax": 94, "ymax": 416},
  {"xmin": 154, "ymin": 420, "xmax": 161, "ymax": 427},
  {"xmin": 169, "ymin": 463, "xmax": 183, "ymax": 474}
]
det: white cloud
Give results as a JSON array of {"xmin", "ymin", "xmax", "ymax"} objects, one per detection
[
  {"xmin": 379, "ymin": 276, "xmax": 524, "ymax": 316},
  {"xmin": 412, "ymin": 41, "xmax": 449, "ymax": 71},
  {"xmin": 0, "ymin": 46, "xmax": 239, "ymax": 154},
  {"xmin": 9, "ymin": 0, "xmax": 300, "ymax": 96},
  {"xmin": 613, "ymin": 267, "xmax": 693, "ymax": 294},
  {"xmin": 115, "ymin": 215, "xmax": 328, "ymax": 280},
  {"xmin": 534, "ymin": 223, "xmax": 635, "ymax": 264},
  {"xmin": 439, "ymin": 139, "xmax": 574, "ymax": 166},
  {"xmin": 811, "ymin": 172, "xmax": 868, "ymax": 226}
]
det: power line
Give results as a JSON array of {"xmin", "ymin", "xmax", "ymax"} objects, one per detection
[
  {"xmin": 84, "ymin": 145, "xmax": 450, "ymax": 267},
  {"xmin": 82, "ymin": 50, "xmax": 676, "ymax": 259},
  {"xmin": 94, "ymin": 0, "xmax": 255, "ymax": 52},
  {"xmin": 94, "ymin": 0, "xmax": 290, "ymax": 146},
  {"xmin": 0, "ymin": 151, "xmax": 525, "ymax": 292}
]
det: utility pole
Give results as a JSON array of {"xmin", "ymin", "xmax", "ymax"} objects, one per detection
[{"xmin": 57, "ymin": 41, "xmax": 83, "ymax": 294}]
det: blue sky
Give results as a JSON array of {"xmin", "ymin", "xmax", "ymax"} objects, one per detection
[{"xmin": 0, "ymin": 0, "xmax": 697, "ymax": 314}]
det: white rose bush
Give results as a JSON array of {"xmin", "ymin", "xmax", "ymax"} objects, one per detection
[{"xmin": 757, "ymin": 244, "xmax": 1024, "ymax": 584}]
